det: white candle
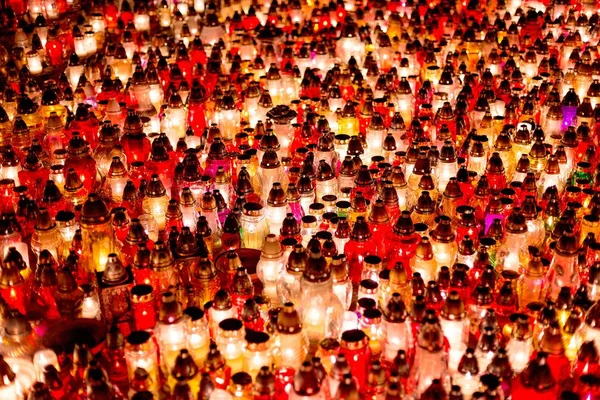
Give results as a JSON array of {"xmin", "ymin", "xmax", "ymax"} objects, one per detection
[
  {"xmin": 341, "ymin": 311, "xmax": 358, "ymax": 332},
  {"xmin": 26, "ymin": 52, "xmax": 43, "ymax": 75},
  {"xmin": 81, "ymin": 294, "xmax": 101, "ymax": 319},
  {"xmin": 6, "ymin": 358, "xmax": 36, "ymax": 399},
  {"xmin": 134, "ymin": 14, "xmax": 150, "ymax": 31},
  {"xmin": 33, "ymin": 349, "xmax": 59, "ymax": 381}
]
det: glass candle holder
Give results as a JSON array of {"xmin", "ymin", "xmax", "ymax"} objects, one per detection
[
  {"xmin": 131, "ymin": 284, "xmax": 156, "ymax": 331},
  {"xmin": 5, "ymin": 357, "xmax": 36, "ymax": 399},
  {"xmin": 339, "ymin": 330, "xmax": 372, "ymax": 388},
  {"xmin": 97, "ymin": 253, "xmax": 135, "ymax": 328},
  {"xmin": 80, "ymin": 194, "xmax": 116, "ymax": 273},
  {"xmin": 125, "ymin": 331, "xmax": 159, "ymax": 394},
  {"xmin": 80, "ymin": 283, "xmax": 101, "ymax": 320},
  {"xmin": 439, "ymin": 291, "xmax": 469, "ymax": 372},
  {"xmin": 243, "ymin": 330, "xmax": 272, "ymax": 379},
  {"xmin": 155, "ymin": 292, "xmax": 189, "ymax": 371},
  {"xmin": 506, "ymin": 313, "xmax": 534, "ymax": 373},
  {"xmin": 256, "ymin": 234, "xmax": 285, "ymax": 303},
  {"xmin": 32, "ymin": 349, "xmax": 59, "ymax": 382},
  {"xmin": 209, "ymin": 289, "xmax": 237, "ymax": 336},
  {"xmin": 275, "ymin": 302, "xmax": 307, "ymax": 371},
  {"xmin": 184, "ymin": 307, "xmax": 210, "ymax": 367},
  {"xmin": 216, "ymin": 318, "xmax": 246, "ymax": 374},
  {"xmin": 300, "ymin": 248, "xmax": 344, "ymax": 351},
  {"xmin": 360, "ymin": 308, "xmax": 384, "ymax": 360},
  {"xmin": 240, "ymin": 202, "xmax": 269, "ymax": 250},
  {"xmin": 142, "ymin": 175, "xmax": 170, "ymax": 231},
  {"xmin": 55, "ymin": 210, "xmax": 78, "ymax": 260},
  {"xmin": 382, "ymin": 293, "xmax": 412, "ymax": 366}
]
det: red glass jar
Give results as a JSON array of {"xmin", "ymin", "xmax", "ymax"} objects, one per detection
[
  {"xmin": 67, "ymin": 105, "xmax": 100, "ymax": 149},
  {"xmin": 45, "ymin": 32, "xmax": 64, "ymax": 67},
  {"xmin": 231, "ymin": 267, "xmax": 254, "ymax": 314},
  {"xmin": 274, "ymin": 366, "xmax": 296, "ymax": 397},
  {"xmin": 368, "ymin": 200, "xmax": 392, "ymax": 258},
  {"xmin": 18, "ymin": 150, "xmax": 49, "ymax": 201},
  {"xmin": 187, "ymin": 81, "xmax": 208, "ymax": 134},
  {"xmin": 101, "ymin": 325, "xmax": 130, "ymax": 395},
  {"xmin": 131, "ymin": 284, "xmax": 157, "ymax": 331},
  {"xmin": 573, "ymin": 341, "xmax": 600, "ymax": 381},
  {"xmin": 511, "ymin": 353, "xmax": 560, "ymax": 400},
  {"xmin": 339, "ymin": 329, "xmax": 372, "ymax": 389},
  {"xmin": 386, "ymin": 211, "xmax": 421, "ymax": 270},
  {"xmin": 221, "ymin": 212, "xmax": 242, "ymax": 252},
  {"xmin": 345, "ymin": 216, "xmax": 378, "ymax": 284},
  {"xmin": 63, "ymin": 132, "xmax": 97, "ymax": 193},
  {"xmin": 120, "ymin": 110, "xmax": 151, "ymax": 163},
  {"xmin": 456, "ymin": 206, "xmax": 481, "ymax": 246},
  {"xmin": 32, "ymin": 251, "xmax": 61, "ymax": 320},
  {"xmin": 131, "ymin": 243, "xmax": 152, "ymax": 286},
  {"xmin": 145, "ymin": 139, "xmax": 175, "ymax": 195}
]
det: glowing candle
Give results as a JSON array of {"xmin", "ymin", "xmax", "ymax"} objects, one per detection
[{"xmin": 33, "ymin": 349, "xmax": 59, "ymax": 381}]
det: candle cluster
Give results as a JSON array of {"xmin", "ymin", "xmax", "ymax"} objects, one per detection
[{"xmin": 1, "ymin": 0, "xmax": 600, "ymax": 398}]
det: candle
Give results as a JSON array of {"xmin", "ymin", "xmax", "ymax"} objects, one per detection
[
  {"xmin": 32, "ymin": 349, "xmax": 59, "ymax": 382},
  {"xmin": 244, "ymin": 330, "xmax": 272, "ymax": 379},
  {"xmin": 5, "ymin": 358, "xmax": 36, "ymax": 399},
  {"xmin": 216, "ymin": 318, "xmax": 246, "ymax": 374},
  {"xmin": 26, "ymin": 51, "xmax": 43, "ymax": 75},
  {"xmin": 125, "ymin": 331, "xmax": 159, "ymax": 394},
  {"xmin": 185, "ymin": 307, "xmax": 210, "ymax": 366}
]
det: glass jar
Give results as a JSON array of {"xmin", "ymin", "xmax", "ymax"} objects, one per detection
[
  {"xmin": 55, "ymin": 210, "xmax": 78, "ymax": 259},
  {"xmin": 79, "ymin": 194, "xmax": 116, "ymax": 273},
  {"xmin": 275, "ymin": 302, "xmax": 307, "ymax": 370},
  {"xmin": 149, "ymin": 240, "xmax": 180, "ymax": 296},
  {"xmin": 142, "ymin": 174, "xmax": 170, "ymax": 231},
  {"xmin": 506, "ymin": 313, "xmax": 533, "ymax": 373},
  {"xmin": 382, "ymin": 293, "xmax": 412, "ymax": 367},
  {"xmin": 345, "ymin": 216, "xmax": 377, "ymax": 284},
  {"xmin": 546, "ymin": 231, "xmax": 580, "ymax": 301},
  {"xmin": 360, "ymin": 308, "xmax": 384, "ymax": 360},
  {"xmin": 439, "ymin": 291, "xmax": 469, "ymax": 372},
  {"xmin": 300, "ymin": 248, "xmax": 344, "ymax": 351},
  {"xmin": 276, "ymin": 244, "xmax": 306, "ymax": 305},
  {"xmin": 240, "ymin": 202, "xmax": 268, "ymax": 250},
  {"xmin": 209, "ymin": 289, "xmax": 237, "ymax": 336},
  {"xmin": 125, "ymin": 331, "xmax": 159, "ymax": 395},
  {"xmin": 256, "ymin": 234, "xmax": 285, "ymax": 303},
  {"xmin": 330, "ymin": 255, "xmax": 352, "ymax": 311},
  {"xmin": 93, "ymin": 122, "xmax": 127, "ymax": 180},
  {"xmin": 407, "ymin": 312, "xmax": 450, "ymax": 397},
  {"xmin": 216, "ymin": 318, "xmax": 246, "ymax": 374},
  {"xmin": 97, "ymin": 253, "xmax": 134, "ymax": 328},
  {"xmin": 409, "ymin": 237, "xmax": 437, "ymax": 283},
  {"xmin": 243, "ymin": 330, "xmax": 272, "ymax": 379},
  {"xmin": 63, "ymin": 132, "xmax": 97, "ymax": 193},
  {"xmin": 188, "ymin": 255, "xmax": 221, "ymax": 310},
  {"xmin": 216, "ymin": 95, "xmax": 240, "ymax": 142},
  {"xmin": 131, "ymin": 284, "xmax": 156, "ymax": 331},
  {"xmin": 30, "ymin": 208, "xmax": 63, "ymax": 264},
  {"xmin": 106, "ymin": 157, "xmax": 128, "ymax": 203},
  {"xmin": 120, "ymin": 111, "xmax": 151, "ymax": 163},
  {"xmin": 155, "ymin": 292, "xmax": 189, "ymax": 371},
  {"xmin": 0, "ymin": 250, "xmax": 28, "ymax": 314},
  {"xmin": 495, "ymin": 209, "xmax": 529, "ymax": 275},
  {"xmin": 517, "ymin": 248, "xmax": 548, "ymax": 309},
  {"xmin": 339, "ymin": 330, "xmax": 371, "ymax": 388},
  {"xmin": 265, "ymin": 183, "xmax": 288, "ymax": 236}
]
